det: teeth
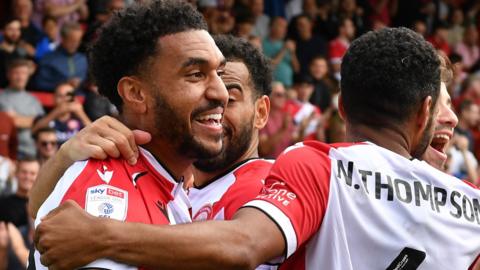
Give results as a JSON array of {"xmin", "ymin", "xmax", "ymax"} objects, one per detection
[
  {"xmin": 433, "ymin": 134, "xmax": 450, "ymax": 140},
  {"xmin": 197, "ymin": 114, "xmax": 222, "ymax": 121}
]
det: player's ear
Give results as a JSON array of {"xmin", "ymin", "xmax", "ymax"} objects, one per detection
[
  {"xmin": 117, "ymin": 76, "xmax": 148, "ymax": 114},
  {"xmin": 254, "ymin": 95, "xmax": 270, "ymax": 129},
  {"xmin": 416, "ymin": 95, "xmax": 433, "ymax": 133}
]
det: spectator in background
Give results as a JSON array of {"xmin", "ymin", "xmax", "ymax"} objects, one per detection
[
  {"xmin": 447, "ymin": 8, "xmax": 465, "ymax": 46},
  {"xmin": 259, "ymin": 81, "xmax": 296, "ymax": 158},
  {"xmin": 367, "ymin": 0, "xmax": 398, "ymax": 27},
  {"xmin": 337, "ymin": 0, "xmax": 366, "ymax": 36},
  {"xmin": 329, "ymin": 17, "xmax": 355, "ymax": 81},
  {"xmin": 33, "ymin": 127, "xmax": 58, "ymax": 166},
  {"xmin": 0, "ymin": 18, "xmax": 35, "ymax": 87},
  {"xmin": 248, "ymin": 35, "xmax": 262, "ymax": 51},
  {"xmin": 447, "ymin": 133, "xmax": 478, "ymax": 184},
  {"xmin": 34, "ymin": 16, "xmax": 59, "ymax": 61},
  {"xmin": 82, "ymin": 81, "xmax": 118, "ymax": 121},
  {"xmin": 455, "ymin": 100, "xmax": 479, "ymax": 152},
  {"xmin": 0, "ymin": 18, "xmax": 36, "ymax": 60},
  {"xmin": 81, "ymin": 0, "xmax": 125, "ymax": 50},
  {"xmin": 250, "ymin": 0, "xmax": 269, "ymax": 39},
  {"xmin": 455, "ymin": 75, "xmax": 480, "ymax": 107},
  {"xmin": 233, "ymin": 12, "xmax": 255, "ymax": 39},
  {"xmin": 286, "ymin": 74, "xmax": 321, "ymax": 140},
  {"xmin": 32, "ymin": 82, "xmax": 91, "ymax": 145},
  {"xmin": 308, "ymin": 55, "xmax": 336, "ymax": 112},
  {"xmin": 427, "ymin": 22, "xmax": 451, "ymax": 56},
  {"xmin": 412, "ymin": 19, "xmax": 427, "ymax": 38},
  {"xmin": 290, "ymin": 14, "xmax": 327, "ymax": 77},
  {"xmin": 33, "ymin": 22, "xmax": 87, "ymax": 91},
  {"xmin": 454, "ymin": 25, "xmax": 479, "ymax": 72},
  {"xmin": 33, "ymin": 0, "xmax": 88, "ymax": 30},
  {"xmin": 12, "ymin": 0, "xmax": 44, "ymax": 49},
  {"xmin": 0, "ymin": 157, "xmax": 38, "ymax": 270},
  {"xmin": 0, "ymin": 59, "xmax": 44, "ymax": 158},
  {"xmin": 449, "ymin": 53, "xmax": 467, "ymax": 97},
  {"xmin": 0, "ymin": 222, "xmax": 29, "ymax": 270},
  {"xmin": 263, "ymin": 16, "xmax": 299, "ymax": 87}
]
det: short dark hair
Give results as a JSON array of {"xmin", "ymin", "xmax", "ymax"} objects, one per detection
[
  {"xmin": 341, "ymin": 27, "xmax": 440, "ymax": 128},
  {"xmin": 17, "ymin": 156, "xmax": 39, "ymax": 166},
  {"xmin": 33, "ymin": 127, "xmax": 57, "ymax": 141},
  {"xmin": 213, "ymin": 35, "xmax": 272, "ymax": 98},
  {"xmin": 6, "ymin": 58, "xmax": 31, "ymax": 72},
  {"xmin": 60, "ymin": 21, "xmax": 82, "ymax": 38},
  {"xmin": 90, "ymin": 0, "xmax": 208, "ymax": 111}
]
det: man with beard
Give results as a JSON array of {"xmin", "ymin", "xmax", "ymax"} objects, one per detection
[
  {"xmin": 35, "ymin": 28, "xmax": 480, "ymax": 270},
  {"xmin": 30, "ymin": 1, "xmax": 228, "ymax": 269},
  {"xmin": 30, "ymin": 35, "xmax": 276, "ymax": 269},
  {"xmin": 423, "ymin": 54, "xmax": 458, "ymax": 171},
  {"xmin": 30, "ymin": 34, "xmax": 273, "ymax": 223}
]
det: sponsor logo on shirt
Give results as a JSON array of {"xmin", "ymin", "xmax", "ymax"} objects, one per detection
[
  {"xmin": 258, "ymin": 181, "xmax": 297, "ymax": 206},
  {"xmin": 86, "ymin": 184, "xmax": 128, "ymax": 221}
]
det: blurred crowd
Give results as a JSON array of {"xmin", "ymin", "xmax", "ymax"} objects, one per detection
[{"xmin": 1, "ymin": 0, "xmax": 480, "ymax": 269}]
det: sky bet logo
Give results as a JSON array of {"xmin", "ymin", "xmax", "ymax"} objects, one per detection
[{"xmin": 90, "ymin": 188, "xmax": 106, "ymax": 195}]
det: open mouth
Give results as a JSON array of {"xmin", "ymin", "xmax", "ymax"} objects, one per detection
[
  {"xmin": 195, "ymin": 113, "xmax": 222, "ymax": 127},
  {"xmin": 430, "ymin": 133, "xmax": 450, "ymax": 155}
]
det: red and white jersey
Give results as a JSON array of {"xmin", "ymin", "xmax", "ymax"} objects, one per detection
[
  {"xmin": 244, "ymin": 141, "xmax": 480, "ymax": 270},
  {"xmin": 189, "ymin": 158, "xmax": 275, "ymax": 270},
  {"xmin": 32, "ymin": 147, "xmax": 191, "ymax": 270},
  {"xmin": 189, "ymin": 158, "xmax": 273, "ymax": 221}
]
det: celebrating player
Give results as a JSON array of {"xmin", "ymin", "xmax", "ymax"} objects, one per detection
[
  {"xmin": 35, "ymin": 28, "xmax": 480, "ymax": 269},
  {"xmin": 29, "ymin": 1, "xmax": 228, "ymax": 269}
]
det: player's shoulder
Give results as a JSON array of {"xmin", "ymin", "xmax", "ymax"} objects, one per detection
[{"xmin": 234, "ymin": 158, "xmax": 273, "ymax": 176}]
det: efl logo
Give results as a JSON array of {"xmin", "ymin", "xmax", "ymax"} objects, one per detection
[
  {"xmin": 107, "ymin": 188, "xmax": 124, "ymax": 198},
  {"xmin": 258, "ymin": 181, "xmax": 296, "ymax": 206}
]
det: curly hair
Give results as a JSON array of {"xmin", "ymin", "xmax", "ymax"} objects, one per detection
[
  {"xmin": 341, "ymin": 27, "xmax": 440, "ymax": 128},
  {"xmin": 89, "ymin": 0, "xmax": 207, "ymax": 110},
  {"xmin": 213, "ymin": 34, "xmax": 272, "ymax": 98}
]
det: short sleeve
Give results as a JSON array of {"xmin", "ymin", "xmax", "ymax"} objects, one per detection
[{"xmin": 243, "ymin": 143, "xmax": 332, "ymax": 260}]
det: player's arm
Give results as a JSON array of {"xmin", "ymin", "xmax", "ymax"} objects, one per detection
[
  {"xmin": 36, "ymin": 144, "xmax": 329, "ymax": 270},
  {"xmin": 29, "ymin": 116, "xmax": 151, "ymax": 218},
  {"xmin": 36, "ymin": 201, "xmax": 284, "ymax": 270}
]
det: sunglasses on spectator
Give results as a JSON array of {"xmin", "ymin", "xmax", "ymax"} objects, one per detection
[
  {"xmin": 40, "ymin": 141, "xmax": 58, "ymax": 147},
  {"xmin": 56, "ymin": 91, "xmax": 75, "ymax": 98}
]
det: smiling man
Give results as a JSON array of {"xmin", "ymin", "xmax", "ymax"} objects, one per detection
[
  {"xmin": 423, "ymin": 55, "xmax": 458, "ymax": 170},
  {"xmin": 30, "ymin": 34, "xmax": 276, "ymax": 269},
  {"xmin": 29, "ymin": 1, "xmax": 228, "ymax": 269},
  {"xmin": 34, "ymin": 27, "xmax": 480, "ymax": 270}
]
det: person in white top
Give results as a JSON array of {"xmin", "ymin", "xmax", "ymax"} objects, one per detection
[{"xmin": 34, "ymin": 27, "xmax": 480, "ymax": 270}]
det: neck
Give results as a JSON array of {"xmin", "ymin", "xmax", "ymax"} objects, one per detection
[
  {"xmin": 193, "ymin": 137, "xmax": 260, "ymax": 187},
  {"xmin": 121, "ymin": 114, "xmax": 194, "ymax": 181},
  {"xmin": 346, "ymin": 123, "xmax": 412, "ymax": 158},
  {"xmin": 143, "ymin": 140, "xmax": 193, "ymax": 181}
]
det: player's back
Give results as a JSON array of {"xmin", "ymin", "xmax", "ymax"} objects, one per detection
[
  {"xmin": 32, "ymin": 147, "xmax": 191, "ymax": 270},
  {"xmin": 247, "ymin": 141, "xmax": 480, "ymax": 270}
]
